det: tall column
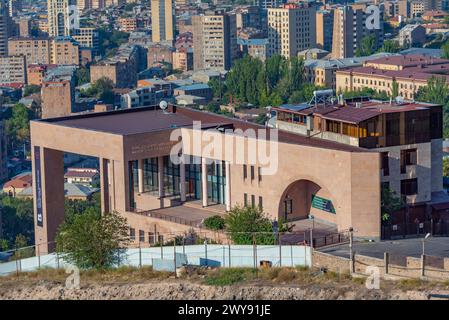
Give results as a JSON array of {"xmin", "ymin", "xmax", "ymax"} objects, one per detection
[
  {"xmin": 33, "ymin": 147, "xmax": 65, "ymax": 255},
  {"xmin": 225, "ymin": 161, "xmax": 231, "ymax": 211},
  {"xmin": 138, "ymin": 159, "xmax": 144, "ymax": 193},
  {"xmin": 201, "ymin": 158, "xmax": 208, "ymax": 207},
  {"xmin": 99, "ymin": 158, "xmax": 110, "ymax": 214},
  {"xmin": 158, "ymin": 156, "xmax": 164, "ymax": 198},
  {"xmin": 180, "ymin": 155, "xmax": 186, "ymax": 202}
]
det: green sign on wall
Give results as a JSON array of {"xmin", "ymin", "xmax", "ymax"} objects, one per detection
[{"xmin": 311, "ymin": 195, "xmax": 336, "ymax": 214}]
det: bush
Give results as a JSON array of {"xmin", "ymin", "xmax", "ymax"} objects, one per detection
[
  {"xmin": 56, "ymin": 209, "xmax": 129, "ymax": 269},
  {"xmin": 203, "ymin": 215, "xmax": 225, "ymax": 230},
  {"xmin": 204, "ymin": 268, "xmax": 255, "ymax": 286},
  {"xmin": 225, "ymin": 205, "xmax": 277, "ymax": 245}
]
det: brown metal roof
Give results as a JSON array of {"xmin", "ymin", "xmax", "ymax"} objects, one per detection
[{"xmin": 37, "ymin": 106, "xmax": 366, "ymax": 152}]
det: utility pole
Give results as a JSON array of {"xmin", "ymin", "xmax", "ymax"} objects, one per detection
[{"xmin": 349, "ymin": 227, "xmax": 354, "ymax": 274}]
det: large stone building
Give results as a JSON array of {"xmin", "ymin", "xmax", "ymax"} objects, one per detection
[
  {"xmin": 0, "ymin": 55, "xmax": 26, "ymax": 85},
  {"xmin": 31, "ymin": 104, "xmax": 383, "ymax": 253},
  {"xmin": 267, "ymin": 3, "xmax": 317, "ymax": 59},
  {"xmin": 151, "ymin": 0, "xmax": 175, "ymax": 43},
  {"xmin": 90, "ymin": 44, "xmax": 140, "ymax": 88}
]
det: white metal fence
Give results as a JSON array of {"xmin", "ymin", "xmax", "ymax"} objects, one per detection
[{"xmin": 0, "ymin": 244, "xmax": 311, "ymax": 276}]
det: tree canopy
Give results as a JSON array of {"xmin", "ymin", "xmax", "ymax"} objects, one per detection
[{"xmin": 56, "ymin": 210, "xmax": 129, "ymax": 269}]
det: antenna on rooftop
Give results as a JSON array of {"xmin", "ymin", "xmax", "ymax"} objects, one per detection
[{"xmin": 395, "ymin": 96, "xmax": 404, "ymax": 104}]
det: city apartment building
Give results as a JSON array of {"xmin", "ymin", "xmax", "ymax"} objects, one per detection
[
  {"xmin": 316, "ymin": 9, "xmax": 333, "ymax": 52},
  {"xmin": 172, "ymin": 48, "xmax": 193, "ymax": 71},
  {"xmin": 90, "ymin": 44, "xmax": 140, "ymax": 88},
  {"xmin": 41, "ymin": 66, "xmax": 76, "ymax": 118},
  {"xmin": 151, "ymin": 0, "xmax": 175, "ymax": 43},
  {"xmin": 192, "ymin": 11, "xmax": 236, "ymax": 71},
  {"xmin": 273, "ymin": 95, "xmax": 444, "ymax": 225},
  {"xmin": 120, "ymin": 86, "xmax": 165, "ymax": 108},
  {"xmin": 8, "ymin": 37, "xmax": 51, "ymax": 65},
  {"xmin": 304, "ymin": 53, "xmax": 397, "ymax": 90},
  {"xmin": 72, "ymin": 27, "xmax": 99, "ymax": 51},
  {"xmin": 336, "ymin": 54, "xmax": 449, "ymax": 100},
  {"xmin": 118, "ymin": 17, "xmax": 139, "ymax": 33},
  {"xmin": 398, "ymin": 24, "xmax": 426, "ymax": 47},
  {"xmin": 0, "ymin": 0, "xmax": 10, "ymax": 57},
  {"xmin": 27, "ymin": 64, "xmax": 54, "ymax": 86},
  {"xmin": 0, "ymin": 55, "xmax": 26, "ymax": 85},
  {"xmin": 17, "ymin": 17, "xmax": 31, "ymax": 37},
  {"xmin": 47, "ymin": 0, "xmax": 72, "ymax": 37},
  {"xmin": 331, "ymin": 4, "xmax": 384, "ymax": 59},
  {"xmin": 267, "ymin": 3, "xmax": 317, "ymax": 59},
  {"xmin": 50, "ymin": 36, "xmax": 80, "ymax": 65}
]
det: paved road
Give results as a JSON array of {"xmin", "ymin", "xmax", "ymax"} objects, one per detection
[{"xmin": 320, "ymin": 237, "xmax": 449, "ymax": 259}]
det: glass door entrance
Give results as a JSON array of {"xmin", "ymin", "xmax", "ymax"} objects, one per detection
[{"xmin": 207, "ymin": 160, "xmax": 226, "ymax": 205}]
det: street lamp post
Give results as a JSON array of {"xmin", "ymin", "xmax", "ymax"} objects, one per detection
[
  {"xmin": 349, "ymin": 227, "xmax": 354, "ymax": 274},
  {"xmin": 422, "ymin": 233, "xmax": 431, "ymax": 256}
]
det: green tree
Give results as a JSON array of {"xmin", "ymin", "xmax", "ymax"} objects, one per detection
[
  {"xmin": 0, "ymin": 195, "xmax": 34, "ymax": 247},
  {"xmin": 381, "ymin": 186, "xmax": 404, "ymax": 226},
  {"xmin": 208, "ymin": 78, "xmax": 226, "ymax": 101},
  {"xmin": 56, "ymin": 210, "xmax": 129, "ymax": 269},
  {"xmin": 391, "ymin": 79, "xmax": 399, "ymax": 98},
  {"xmin": 415, "ymin": 76, "xmax": 449, "ymax": 105},
  {"xmin": 442, "ymin": 40, "xmax": 449, "ymax": 59},
  {"xmin": 23, "ymin": 84, "xmax": 41, "ymax": 97},
  {"xmin": 443, "ymin": 158, "xmax": 449, "ymax": 177},
  {"xmin": 380, "ymin": 40, "xmax": 401, "ymax": 53},
  {"xmin": 82, "ymin": 77, "xmax": 115, "ymax": 104},
  {"xmin": 355, "ymin": 35, "xmax": 377, "ymax": 57},
  {"xmin": 4, "ymin": 104, "xmax": 33, "ymax": 152},
  {"xmin": 225, "ymin": 205, "xmax": 287, "ymax": 245}
]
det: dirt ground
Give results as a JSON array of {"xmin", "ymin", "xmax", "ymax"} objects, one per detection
[{"xmin": 0, "ymin": 267, "xmax": 448, "ymax": 300}]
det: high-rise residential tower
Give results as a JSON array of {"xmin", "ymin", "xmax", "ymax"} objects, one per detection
[
  {"xmin": 151, "ymin": 0, "xmax": 175, "ymax": 43},
  {"xmin": 48, "ymin": 0, "xmax": 75, "ymax": 37},
  {"xmin": 267, "ymin": 3, "xmax": 317, "ymax": 59},
  {"xmin": 0, "ymin": 0, "xmax": 9, "ymax": 57}
]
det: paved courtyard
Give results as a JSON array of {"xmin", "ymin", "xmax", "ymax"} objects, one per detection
[{"xmin": 320, "ymin": 237, "xmax": 449, "ymax": 259}]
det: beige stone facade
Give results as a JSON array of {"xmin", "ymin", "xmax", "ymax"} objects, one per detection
[
  {"xmin": 31, "ymin": 106, "xmax": 382, "ymax": 254},
  {"xmin": 8, "ymin": 38, "xmax": 51, "ymax": 65},
  {"xmin": 267, "ymin": 3, "xmax": 316, "ymax": 59}
]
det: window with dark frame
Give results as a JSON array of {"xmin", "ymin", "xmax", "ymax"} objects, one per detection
[
  {"xmin": 139, "ymin": 230, "xmax": 145, "ymax": 242},
  {"xmin": 250, "ymin": 165, "xmax": 255, "ymax": 181},
  {"xmin": 258, "ymin": 167, "xmax": 262, "ymax": 182},
  {"xmin": 400, "ymin": 178, "xmax": 418, "ymax": 197},
  {"xmin": 258, "ymin": 196, "xmax": 263, "ymax": 209},
  {"xmin": 243, "ymin": 164, "xmax": 247, "ymax": 180},
  {"xmin": 244, "ymin": 193, "xmax": 248, "ymax": 206},
  {"xmin": 381, "ymin": 152, "xmax": 389, "ymax": 176},
  {"xmin": 400, "ymin": 148, "xmax": 417, "ymax": 174},
  {"xmin": 251, "ymin": 194, "xmax": 255, "ymax": 208},
  {"xmin": 130, "ymin": 228, "xmax": 136, "ymax": 241}
]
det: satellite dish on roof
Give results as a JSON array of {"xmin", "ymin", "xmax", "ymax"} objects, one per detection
[{"xmin": 159, "ymin": 100, "xmax": 168, "ymax": 112}]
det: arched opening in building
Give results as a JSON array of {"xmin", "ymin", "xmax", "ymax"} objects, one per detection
[{"xmin": 278, "ymin": 179, "xmax": 336, "ymax": 223}]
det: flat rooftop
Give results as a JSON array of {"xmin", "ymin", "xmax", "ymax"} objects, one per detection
[{"xmin": 36, "ymin": 106, "xmax": 366, "ymax": 152}]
